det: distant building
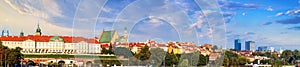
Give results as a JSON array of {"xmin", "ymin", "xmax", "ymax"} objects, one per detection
[
  {"xmin": 234, "ymin": 39, "xmax": 242, "ymax": 51},
  {"xmin": 245, "ymin": 41, "xmax": 255, "ymax": 51},
  {"xmin": 99, "ymin": 28, "xmax": 128, "ymax": 48},
  {"xmin": 0, "ymin": 25, "xmax": 101, "ymax": 54},
  {"xmin": 279, "ymin": 47, "xmax": 283, "ymax": 54},
  {"xmin": 258, "ymin": 46, "xmax": 268, "ymax": 52},
  {"xmin": 1, "ymin": 29, "xmax": 9, "ymax": 36},
  {"xmin": 269, "ymin": 47, "xmax": 275, "ymax": 52}
]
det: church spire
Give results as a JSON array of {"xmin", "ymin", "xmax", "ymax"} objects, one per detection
[{"xmin": 35, "ymin": 23, "xmax": 42, "ymax": 36}]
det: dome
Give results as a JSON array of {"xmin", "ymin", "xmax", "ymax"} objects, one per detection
[{"xmin": 49, "ymin": 36, "xmax": 64, "ymax": 42}]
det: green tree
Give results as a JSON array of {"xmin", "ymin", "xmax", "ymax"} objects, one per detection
[
  {"xmin": 101, "ymin": 47, "xmax": 108, "ymax": 54},
  {"xmin": 108, "ymin": 44, "xmax": 114, "ymax": 54},
  {"xmin": 6, "ymin": 47, "xmax": 24, "ymax": 66},
  {"xmin": 133, "ymin": 45, "xmax": 151, "ymax": 65},
  {"xmin": 293, "ymin": 50, "xmax": 300, "ymax": 60},
  {"xmin": 238, "ymin": 56, "xmax": 249, "ymax": 65},
  {"xmin": 223, "ymin": 50, "xmax": 240, "ymax": 66},
  {"xmin": 223, "ymin": 55, "xmax": 229, "ymax": 66},
  {"xmin": 212, "ymin": 45, "xmax": 218, "ymax": 50},
  {"xmin": 165, "ymin": 50, "xmax": 178, "ymax": 66},
  {"xmin": 198, "ymin": 53, "xmax": 208, "ymax": 66},
  {"xmin": 135, "ymin": 45, "xmax": 151, "ymax": 61},
  {"xmin": 270, "ymin": 54, "xmax": 279, "ymax": 60},
  {"xmin": 281, "ymin": 50, "xmax": 293, "ymax": 65},
  {"xmin": 231, "ymin": 57, "xmax": 239, "ymax": 66},
  {"xmin": 0, "ymin": 41, "xmax": 24, "ymax": 66},
  {"xmin": 260, "ymin": 59, "xmax": 271, "ymax": 64}
]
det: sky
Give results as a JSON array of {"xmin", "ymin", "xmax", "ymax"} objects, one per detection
[{"xmin": 0, "ymin": 0, "xmax": 300, "ymax": 50}]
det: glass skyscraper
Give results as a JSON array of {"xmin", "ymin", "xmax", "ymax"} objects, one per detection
[
  {"xmin": 258, "ymin": 46, "xmax": 268, "ymax": 52},
  {"xmin": 234, "ymin": 39, "xmax": 242, "ymax": 51},
  {"xmin": 245, "ymin": 41, "xmax": 255, "ymax": 51}
]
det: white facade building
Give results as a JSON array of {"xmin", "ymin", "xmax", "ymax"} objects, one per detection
[{"xmin": 0, "ymin": 35, "xmax": 101, "ymax": 54}]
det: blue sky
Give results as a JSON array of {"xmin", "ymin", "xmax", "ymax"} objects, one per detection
[{"xmin": 0, "ymin": 0, "xmax": 300, "ymax": 50}]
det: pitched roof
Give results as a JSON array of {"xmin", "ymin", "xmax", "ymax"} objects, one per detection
[
  {"xmin": 0, "ymin": 35, "xmax": 99, "ymax": 44},
  {"xmin": 99, "ymin": 30, "xmax": 115, "ymax": 43}
]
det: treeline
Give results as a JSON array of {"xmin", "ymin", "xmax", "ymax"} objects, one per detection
[
  {"xmin": 101, "ymin": 45, "xmax": 209, "ymax": 66},
  {"xmin": 0, "ymin": 41, "xmax": 24, "ymax": 67},
  {"xmin": 223, "ymin": 51, "xmax": 250, "ymax": 66},
  {"xmin": 223, "ymin": 49, "xmax": 300, "ymax": 66}
]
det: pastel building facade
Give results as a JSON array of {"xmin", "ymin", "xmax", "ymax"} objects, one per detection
[{"xmin": 0, "ymin": 25, "xmax": 101, "ymax": 54}]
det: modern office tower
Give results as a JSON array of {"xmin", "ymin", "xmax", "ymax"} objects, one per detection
[
  {"xmin": 245, "ymin": 41, "xmax": 255, "ymax": 51},
  {"xmin": 269, "ymin": 47, "xmax": 275, "ymax": 52},
  {"xmin": 258, "ymin": 46, "xmax": 268, "ymax": 52},
  {"xmin": 234, "ymin": 39, "xmax": 242, "ymax": 51}
]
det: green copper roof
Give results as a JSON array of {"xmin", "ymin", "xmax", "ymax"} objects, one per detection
[
  {"xmin": 99, "ymin": 31, "xmax": 115, "ymax": 43},
  {"xmin": 116, "ymin": 36, "xmax": 126, "ymax": 42},
  {"xmin": 50, "ymin": 36, "xmax": 64, "ymax": 42}
]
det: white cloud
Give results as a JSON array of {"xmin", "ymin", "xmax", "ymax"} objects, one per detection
[
  {"xmin": 202, "ymin": 10, "xmax": 214, "ymax": 15},
  {"xmin": 101, "ymin": 7, "xmax": 111, "ymax": 12},
  {"xmin": 207, "ymin": 28, "xmax": 213, "ymax": 38},
  {"xmin": 0, "ymin": 0, "xmax": 91, "ymax": 37},
  {"xmin": 294, "ymin": 9, "xmax": 300, "ymax": 14},
  {"xmin": 275, "ymin": 12, "xmax": 283, "ymax": 16},
  {"xmin": 285, "ymin": 10, "xmax": 292, "ymax": 15},
  {"xmin": 41, "ymin": 0, "xmax": 63, "ymax": 17},
  {"xmin": 276, "ymin": 9, "xmax": 300, "ymax": 17},
  {"xmin": 267, "ymin": 6, "xmax": 273, "ymax": 11},
  {"xmin": 3, "ymin": 0, "xmax": 62, "ymax": 19},
  {"xmin": 189, "ymin": 15, "xmax": 204, "ymax": 29},
  {"xmin": 148, "ymin": 16, "xmax": 161, "ymax": 23},
  {"xmin": 242, "ymin": 12, "xmax": 246, "ymax": 16}
]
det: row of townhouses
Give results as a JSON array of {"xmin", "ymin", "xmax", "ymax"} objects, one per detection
[{"xmin": 0, "ymin": 24, "xmax": 214, "ymax": 56}]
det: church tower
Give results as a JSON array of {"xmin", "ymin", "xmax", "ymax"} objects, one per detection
[
  {"xmin": 124, "ymin": 27, "xmax": 128, "ymax": 42},
  {"xmin": 35, "ymin": 24, "xmax": 42, "ymax": 36}
]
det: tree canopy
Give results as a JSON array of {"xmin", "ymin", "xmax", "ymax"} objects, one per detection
[{"xmin": 0, "ymin": 40, "xmax": 24, "ymax": 66}]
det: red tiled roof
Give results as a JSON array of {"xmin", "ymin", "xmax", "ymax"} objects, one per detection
[
  {"xmin": 128, "ymin": 42, "xmax": 146, "ymax": 47},
  {"xmin": 0, "ymin": 35, "xmax": 99, "ymax": 44},
  {"xmin": 157, "ymin": 44, "xmax": 167, "ymax": 47},
  {"xmin": 0, "ymin": 36, "xmax": 27, "ymax": 41},
  {"xmin": 101, "ymin": 43, "xmax": 109, "ymax": 48}
]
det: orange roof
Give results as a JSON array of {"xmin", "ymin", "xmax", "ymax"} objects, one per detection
[
  {"xmin": 157, "ymin": 44, "xmax": 167, "ymax": 47},
  {"xmin": 0, "ymin": 35, "xmax": 99, "ymax": 44},
  {"xmin": 101, "ymin": 43, "xmax": 110, "ymax": 48}
]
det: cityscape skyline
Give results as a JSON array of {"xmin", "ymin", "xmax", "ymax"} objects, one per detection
[{"xmin": 1, "ymin": 0, "xmax": 300, "ymax": 50}]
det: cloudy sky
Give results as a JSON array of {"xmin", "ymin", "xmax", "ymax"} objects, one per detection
[{"xmin": 0, "ymin": 0, "xmax": 300, "ymax": 50}]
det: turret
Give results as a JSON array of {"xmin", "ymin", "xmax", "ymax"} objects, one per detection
[
  {"xmin": 20, "ymin": 31, "xmax": 24, "ymax": 36},
  {"xmin": 35, "ymin": 24, "xmax": 42, "ymax": 36}
]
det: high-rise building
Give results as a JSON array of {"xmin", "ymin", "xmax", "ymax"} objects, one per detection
[
  {"xmin": 234, "ymin": 39, "xmax": 242, "ymax": 51},
  {"xmin": 1, "ymin": 29, "xmax": 9, "ymax": 36},
  {"xmin": 269, "ymin": 47, "xmax": 275, "ymax": 52},
  {"xmin": 245, "ymin": 41, "xmax": 255, "ymax": 51},
  {"xmin": 258, "ymin": 46, "xmax": 268, "ymax": 52}
]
